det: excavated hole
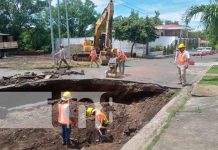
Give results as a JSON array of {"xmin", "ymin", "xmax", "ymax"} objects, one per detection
[{"xmin": 0, "ymin": 79, "xmax": 175, "ymax": 150}]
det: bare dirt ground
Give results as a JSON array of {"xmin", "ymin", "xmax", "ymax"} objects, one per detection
[
  {"xmin": 0, "ymin": 89, "xmax": 174, "ymax": 150},
  {"xmin": 0, "ymin": 55, "xmax": 90, "ymax": 69}
]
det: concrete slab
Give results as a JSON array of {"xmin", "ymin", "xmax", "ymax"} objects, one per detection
[
  {"xmin": 192, "ymin": 84, "xmax": 218, "ymax": 97},
  {"xmin": 153, "ymin": 97, "xmax": 218, "ymax": 150}
]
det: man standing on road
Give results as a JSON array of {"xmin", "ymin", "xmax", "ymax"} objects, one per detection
[
  {"xmin": 55, "ymin": 44, "xmax": 70, "ymax": 70},
  {"xmin": 90, "ymin": 47, "xmax": 99, "ymax": 68},
  {"xmin": 175, "ymin": 43, "xmax": 190, "ymax": 87},
  {"xmin": 112, "ymin": 49, "xmax": 127, "ymax": 75},
  {"xmin": 58, "ymin": 91, "xmax": 75, "ymax": 147}
]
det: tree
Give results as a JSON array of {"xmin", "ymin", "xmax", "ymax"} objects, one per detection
[
  {"xmin": 184, "ymin": 0, "xmax": 218, "ymax": 46},
  {"xmin": 52, "ymin": 0, "xmax": 98, "ymax": 38},
  {"xmin": 164, "ymin": 20, "xmax": 179, "ymax": 25},
  {"xmin": 113, "ymin": 11, "xmax": 159, "ymax": 56},
  {"xmin": 151, "ymin": 11, "xmax": 163, "ymax": 25}
]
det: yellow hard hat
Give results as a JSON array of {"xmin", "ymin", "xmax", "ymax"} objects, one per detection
[
  {"xmin": 61, "ymin": 91, "xmax": 72, "ymax": 101},
  {"xmin": 86, "ymin": 107, "xmax": 94, "ymax": 116},
  {"xmin": 178, "ymin": 43, "xmax": 185, "ymax": 49},
  {"xmin": 111, "ymin": 49, "xmax": 114, "ymax": 53}
]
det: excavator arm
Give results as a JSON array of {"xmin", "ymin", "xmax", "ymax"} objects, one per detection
[{"xmin": 94, "ymin": 0, "xmax": 114, "ymax": 50}]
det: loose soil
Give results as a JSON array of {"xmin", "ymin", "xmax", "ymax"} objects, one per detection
[
  {"xmin": 0, "ymin": 78, "xmax": 174, "ymax": 149},
  {"xmin": 0, "ymin": 89, "xmax": 174, "ymax": 150}
]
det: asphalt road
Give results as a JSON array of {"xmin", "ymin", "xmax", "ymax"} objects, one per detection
[{"xmin": 0, "ymin": 53, "xmax": 217, "ymax": 88}]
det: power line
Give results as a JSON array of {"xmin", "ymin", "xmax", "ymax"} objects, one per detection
[
  {"xmin": 120, "ymin": 0, "xmax": 147, "ymax": 13},
  {"xmin": 114, "ymin": 0, "xmax": 148, "ymax": 16}
]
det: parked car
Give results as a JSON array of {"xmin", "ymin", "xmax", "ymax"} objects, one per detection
[
  {"xmin": 195, "ymin": 47, "xmax": 207, "ymax": 56},
  {"xmin": 205, "ymin": 47, "xmax": 215, "ymax": 55}
]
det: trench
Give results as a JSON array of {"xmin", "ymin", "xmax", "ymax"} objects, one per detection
[{"xmin": 0, "ymin": 79, "xmax": 174, "ymax": 150}]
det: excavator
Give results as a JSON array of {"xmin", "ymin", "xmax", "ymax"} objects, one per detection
[{"xmin": 72, "ymin": 0, "xmax": 114, "ymax": 65}]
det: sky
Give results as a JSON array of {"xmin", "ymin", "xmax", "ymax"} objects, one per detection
[{"xmin": 52, "ymin": 0, "xmax": 211, "ymax": 31}]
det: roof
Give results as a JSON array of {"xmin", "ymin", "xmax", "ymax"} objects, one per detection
[
  {"xmin": 0, "ymin": 33, "xmax": 10, "ymax": 36},
  {"xmin": 200, "ymin": 40, "xmax": 209, "ymax": 44},
  {"xmin": 155, "ymin": 24, "xmax": 186, "ymax": 30}
]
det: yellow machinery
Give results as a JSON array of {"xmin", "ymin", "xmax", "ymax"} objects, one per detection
[{"xmin": 73, "ymin": 0, "xmax": 114, "ymax": 65}]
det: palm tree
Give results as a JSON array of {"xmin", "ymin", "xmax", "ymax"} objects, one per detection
[{"xmin": 184, "ymin": 0, "xmax": 218, "ymax": 40}]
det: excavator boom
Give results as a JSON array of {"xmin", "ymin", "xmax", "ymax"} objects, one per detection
[{"xmin": 94, "ymin": 0, "xmax": 114, "ymax": 49}]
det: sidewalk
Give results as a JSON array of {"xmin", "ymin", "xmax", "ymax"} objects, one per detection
[
  {"xmin": 152, "ymin": 65, "xmax": 218, "ymax": 150},
  {"xmin": 152, "ymin": 96, "xmax": 218, "ymax": 150}
]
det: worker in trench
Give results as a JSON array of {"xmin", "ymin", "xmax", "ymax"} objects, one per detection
[
  {"xmin": 57, "ymin": 91, "xmax": 75, "ymax": 147},
  {"xmin": 111, "ymin": 48, "xmax": 127, "ymax": 75},
  {"xmin": 175, "ymin": 43, "xmax": 190, "ymax": 87},
  {"xmin": 90, "ymin": 47, "xmax": 99, "ymax": 68},
  {"xmin": 55, "ymin": 44, "xmax": 71, "ymax": 70},
  {"xmin": 86, "ymin": 107, "xmax": 109, "ymax": 142}
]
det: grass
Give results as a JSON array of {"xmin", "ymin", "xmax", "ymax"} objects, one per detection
[
  {"xmin": 199, "ymin": 76, "xmax": 218, "ymax": 86},
  {"xmin": 190, "ymin": 107, "xmax": 202, "ymax": 113},
  {"xmin": 146, "ymin": 96, "xmax": 190, "ymax": 150},
  {"xmin": 207, "ymin": 65, "xmax": 218, "ymax": 74}
]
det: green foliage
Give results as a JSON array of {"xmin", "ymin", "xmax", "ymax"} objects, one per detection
[
  {"xmin": 165, "ymin": 20, "xmax": 179, "ymax": 25},
  {"xmin": 52, "ymin": 0, "xmax": 98, "ymax": 38},
  {"xmin": 163, "ymin": 44, "xmax": 175, "ymax": 55},
  {"xmin": 207, "ymin": 65, "xmax": 218, "ymax": 74},
  {"xmin": 0, "ymin": 0, "xmax": 98, "ymax": 52},
  {"xmin": 199, "ymin": 75, "xmax": 218, "ymax": 85},
  {"xmin": 185, "ymin": 1, "xmax": 218, "ymax": 47},
  {"xmin": 113, "ymin": 11, "xmax": 159, "ymax": 56},
  {"xmin": 150, "ymin": 45, "xmax": 164, "ymax": 52}
]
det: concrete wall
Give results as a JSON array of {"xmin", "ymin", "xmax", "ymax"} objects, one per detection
[{"xmin": 55, "ymin": 36, "xmax": 179, "ymax": 57}]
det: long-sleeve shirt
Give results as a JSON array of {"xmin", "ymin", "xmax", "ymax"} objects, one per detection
[{"xmin": 55, "ymin": 48, "xmax": 67, "ymax": 59}]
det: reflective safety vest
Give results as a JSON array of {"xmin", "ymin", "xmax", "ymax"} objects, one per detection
[
  {"xmin": 177, "ymin": 51, "xmax": 188, "ymax": 65},
  {"xmin": 90, "ymin": 50, "xmax": 97, "ymax": 59},
  {"xmin": 116, "ymin": 49, "xmax": 127, "ymax": 61},
  {"xmin": 96, "ymin": 111, "xmax": 109, "ymax": 125},
  {"xmin": 58, "ymin": 103, "xmax": 74, "ymax": 125}
]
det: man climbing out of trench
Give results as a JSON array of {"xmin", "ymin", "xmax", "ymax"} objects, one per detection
[
  {"xmin": 55, "ymin": 44, "xmax": 71, "ymax": 70},
  {"xmin": 111, "ymin": 48, "xmax": 127, "ymax": 75},
  {"xmin": 58, "ymin": 91, "xmax": 75, "ymax": 147},
  {"xmin": 86, "ymin": 107, "xmax": 109, "ymax": 142}
]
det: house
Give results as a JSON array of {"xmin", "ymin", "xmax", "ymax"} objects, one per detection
[{"xmin": 155, "ymin": 24, "xmax": 187, "ymax": 38}]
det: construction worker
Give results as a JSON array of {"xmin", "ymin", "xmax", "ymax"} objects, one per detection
[
  {"xmin": 58, "ymin": 91, "xmax": 74, "ymax": 146},
  {"xmin": 175, "ymin": 43, "xmax": 190, "ymax": 87},
  {"xmin": 90, "ymin": 47, "xmax": 99, "ymax": 68},
  {"xmin": 112, "ymin": 48, "xmax": 127, "ymax": 75},
  {"xmin": 86, "ymin": 107, "xmax": 109, "ymax": 142},
  {"xmin": 55, "ymin": 44, "xmax": 70, "ymax": 70}
]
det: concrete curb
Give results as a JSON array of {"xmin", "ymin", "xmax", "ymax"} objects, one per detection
[
  {"xmin": 121, "ymin": 87, "xmax": 191, "ymax": 150},
  {"xmin": 121, "ymin": 62, "xmax": 214, "ymax": 150}
]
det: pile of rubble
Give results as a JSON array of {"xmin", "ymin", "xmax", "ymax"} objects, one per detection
[{"xmin": 0, "ymin": 70, "xmax": 85, "ymax": 86}]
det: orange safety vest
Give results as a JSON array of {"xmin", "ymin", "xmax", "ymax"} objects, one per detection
[
  {"xmin": 58, "ymin": 103, "xmax": 74, "ymax": 125},
  {"xmin": 96, "ymin": 111, "xmax": 109, "ymax": 125},
  {"xmin": 90, "ymin": 50, "xmax": 97, "ymax": 59},
  {"xmin": 177, "ymin": 51, "xmax": 188, "ymax": 65},
  {"xmin": 116, "ymin": 49, "xmax": 127, "ymax": 61}
]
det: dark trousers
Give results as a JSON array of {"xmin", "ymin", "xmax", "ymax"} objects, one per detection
[
  {"xmin": 58, "ymin": 58, "xmax": 70, "ymax": 69},
  {"xmin": 118, "ymin": 60, "xmax": 125, "ymax": 74},
  {"xmin": 61, "ymin": 124, "xmax": 71, "ymax": 145}
]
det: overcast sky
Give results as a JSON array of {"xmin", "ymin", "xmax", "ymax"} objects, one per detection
[{"xmin": 52, "ymin": 0, "xmax": 210, "ymax": 31}]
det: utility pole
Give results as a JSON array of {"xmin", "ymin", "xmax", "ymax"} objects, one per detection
[
  {"xmin": 57, "ymin": 0, "xmax": 62, "ymax": 46},
  {"xmin": 64, "ymin": 0, "xmax": 71, "ymax": 62},
  {"xmin": 48, "ymin": 0, "xmax": 55, "ymax": 64}
]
